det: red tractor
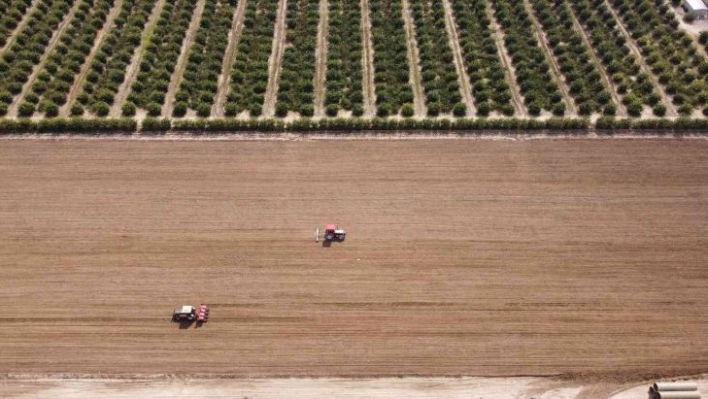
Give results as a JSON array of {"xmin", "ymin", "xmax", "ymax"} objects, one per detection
[
  {"xmin": 315, "ymin": 224, "xmax": 346, "ymax": 242},
  {"xmin": 172, "ymin": 304, "xmax": 209, "ymax": 323}
]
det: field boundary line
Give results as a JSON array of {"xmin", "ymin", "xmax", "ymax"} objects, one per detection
[
  {"xmin": 212, "ymin": 0, "xmax": 248, "ymax": 117},
  {"xmin": 162, "ymin": 0, "xmax": 207, "ymax": 117},
  {"xmin": 360, "ymin": 0, "xmax": 376, "ymax": 117},
  {"xmin": 566, "ymin": 3, "xmax": 626, "ymax": 117},
  {"xmin": 62, "ymin": 0, "xmax": 125, "ymax": 117},
  {"xmin": 6, "ymin": 0, "xmax": 82, "ymax": 118},
  {"xmin": 110, "ymin": 0, "xmax": 167, "ymax": 117},
  {"xmin": 313, "ymin": 0, "xmax": 329, "ymax": 117},
  {"xmin": 441, "ymin": 0, "xmax": 476, "ymax": 116},
  {"xmin": 0, "ymin": 0, "xmax": 40, "ymax": 55},
  {"xmin": 521, "ymin": 0, "xmax": 576, "ymax": 116},
  {"xmin": 263, "ymin": 0, "xmax": 288, "ymax": 118},
  {"xmin": 401, "ymin": 0, "xmax": 426, "ymax": 117},
  {"xmin": 485, "ymin": 1, "xmax": 526, "ymax": 117},
  {"xmin": 603, "ymin": 0, "xmax": 677, "ymax": 117}
]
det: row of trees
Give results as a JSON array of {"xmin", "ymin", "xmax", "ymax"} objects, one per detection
[
  {"xmin": 409, "ymin": 0, "xmax": 462, "ymax": 116},
  {"xmin": 610, "ymin": 0, "xmax": 706, "ymax": 115},
  {"xmin": 529, "ymin": 0, "xmax": 610, "ymax": 116},
  {"xmin": 0, "ymin": 117, "xmax": 136, "ymax": 133},
  {"xmin": 225, "ymin": 0, "xmax": 277, "ymax": 116},
  {"xmin": 491, "ymin": 0, "xmax": 563, "ymax": 115},
  {"xmin": 450, "ymin": 0, "xmax": 514, "ymax": 116},
  {"xmin": 173, "ymin": 0, "xmax": 236, "ymax": 117},
  {"xmin": 325, "ymin": 0, "xmax": 364, "ymax": 117},
  {"xmin": 0, "ymin": 0, "xmax": 33, "ymax": 47},
  {"xmin": 0, "ymin": 0, "xmax": 74, "ymax": 116},
  {"xmin": 275, "ymin": 0, "xmax": 318, "ymax": 117},
  {"xmin": 127, "ymin": 0, "xmax": 198, "ymax": 116},
  {"xmin": 76, "ymin": 0, "xmax": 157, "ymax": 116},
  {"xmin": 570, "ymin": 0, "xmax": 664, "ymax": 116},
  {"xmin": 21, "ymin": 0, "xmax": 114, "ymax": 117}
]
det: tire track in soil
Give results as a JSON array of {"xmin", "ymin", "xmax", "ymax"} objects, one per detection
[
  {"xmin": 212, "ymin": 0, "xmax": 248, "ymax": 118},
  {"xmin": 262, "ymin": 0, "xmax": 288, "ymax": 118},
  {"xmin": 360, "ymin": 0, "xmax": 376, "ymax": 117},
  {"xmin": 61, "ymin": 0, "xmax": 125, "ymax": 117},
  {"xmin": 521, "ymin": 0, "xmax": 576, "ymax": 116},
  {"xmin": 162, "ymin": 0, "xmax": 207, "ymax": 117},
  {"xmin": 0, "ymin": 0, "xmax": 40, "ymax": 55},
  {"xmin": 6, "ymin": 0, "xmax": 82, "ymax": 118},
  {"xmin": 441, "ymin": 0, "xmax": 475, "ymax": 116},
  {"xmin": 603, "ymin": 0, "xmax": 677, "ymax": 117},
  {"xmin": 485, "ymin": 1, "xmax": 525, "ymax": 117},
  {"xmin": 566, "ymin": 3, "xmax": 626, "ymax": 117},
  {"xmin": 313, "ymin": 0, "xmax": 328, "ymax": 118},
  {"xmin": 401, "ymin": 0, "xmax": 426, "ymax": 117},
  {"xmin": 109, "ymin": 0, "xmax": 167, "ymax": 118}
]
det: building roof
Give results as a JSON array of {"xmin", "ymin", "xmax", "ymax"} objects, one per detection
[{"xmin": 686, "ymin": 0, "xmax": 708, "ymax": 11}]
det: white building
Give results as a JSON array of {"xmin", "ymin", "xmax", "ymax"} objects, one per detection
[{"xmin": 684, "ymin": 0, "xmax": 708, "ymax": 19}]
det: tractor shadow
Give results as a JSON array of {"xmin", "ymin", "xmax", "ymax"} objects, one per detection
[
  {"xmin": 321, "ymin": 240, "xmax": 332, "ymax": 248},
  {"xmin": 175, "ymin": 320, "xmax": 205, "ymax": 329}
]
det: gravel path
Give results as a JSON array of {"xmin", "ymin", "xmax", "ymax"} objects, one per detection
[
  {"xmin": 162, "ymin": 0, "xmax": 207, "ymax": 117},
  {"xmin": 603, "ymin": 0, "xmax": 677, "ymax": 117},
  {"xmin": 263, "ymin": 0, "xmax": 288, "ymax": 118},
  {"xmin": 211, "ymin": 0, "xmax": 248, "ymax": 118},
  {"xmin": 484, "ymin": 1, "xmax": 526, "ymax": 117},
  {"xmin": 441, "ymin": 0, "xmax": 475, "ymax": 116},
  {"xmin": 109, "ymin": 0, "xmax": 167, "ymax": 118},
  {"xmin": 401, "ymin": 0, "xmax": 426, "ymax": 117},
  {"xmin": 6, "ymin": 0, "xmax": 82, "ymax": 118},
  {"xmin": 61, "ymin": 0, "xmax": 125, "ymax": 117},
  {"xmin": 522, "ymin": 0, "xmax": 576, "ymax": 116},
  {"xmin": 313, "ymin": 0, "xmax": 329, "ymax": 117},
  {"xmin": 360, "ymin": 0, "xmax": 376, "ymax": 117}
]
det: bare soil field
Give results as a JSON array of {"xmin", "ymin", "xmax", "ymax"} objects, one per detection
[{"xmin": 0, "ymin": 139, "xmax": 707, "ymax": 378}]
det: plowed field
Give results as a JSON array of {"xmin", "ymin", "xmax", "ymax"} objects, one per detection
[{"xmin": 0, "ymin": 139, "xmax": 707, "ymax": 377}]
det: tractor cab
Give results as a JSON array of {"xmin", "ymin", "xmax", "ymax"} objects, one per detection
[{"xmin": 172, "ymin": 305, "xmax": 196, "ymax": 321}]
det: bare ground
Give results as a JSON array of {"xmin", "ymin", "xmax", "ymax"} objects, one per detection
[
  {"xmin": 522, "ymin": 0, "xmax": 576, "ymax": 116},
  {"xmin": 263, "ymin": 0, "xmax": 288, "ymax": 118},
  {"xmin": 313, "ymin": 0, "xmax": 329, "ymax": 118},
  {"xmin": 161, "ymin": 0, "xmax": 206, "ymax": 117},
  {"xmin": 441, "ymin": 0, "xmax": 475, "ymax": 116},
  {"xmin": 211, "ymin": 0, "xmax": 248, "ymax": 118},
  {"xmin": 401, "ymin": 0, "xmax": 426, "ymax": 117},
  {"xmin": 360, "ymin": 0, "xmax": 376, "ymax": 117},
  {"xmin": 5, "ymin": 375, "xmax": 706, "ymax": 399},
  {"xmin": 0, "ymin": 140, "xmax": 707, "ymax": 377},
  {"xmin": 566, "ymin": 4, "xmax": 626, "ymax": 117},
  {"xmin": 109, "ymin": 0, "xmax": 167, "ymax": 118},
  {"xmin": 603, "ymin": 0, "xmax": 677, "ymax": 117},
  {"xmin": 485, "ymin": 1, "xmax": 526, "ymax": 117},
  {"xmin": 6, "ymin": 0, "xmax": 81, "ymax": 118},
  {"xmin": 0, "ymin": 0, "xmax": 40, "ymax": 55},
  {"xmin": 61, "ymin": 0, "xmax": 125, "ymax": 117}
]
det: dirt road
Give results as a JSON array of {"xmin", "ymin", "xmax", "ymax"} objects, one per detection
[{"xmin": 0, "ymin": 139, "xmax": 707, "ymax": 377}]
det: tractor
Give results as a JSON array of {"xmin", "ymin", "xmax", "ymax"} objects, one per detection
[
  {"xmin": 172, "ymin": 304, "xmax": 209, "ymax": 322},
  {"xmin": 315, "ymin": 224, "xmax": 346, "ymax": 242}
]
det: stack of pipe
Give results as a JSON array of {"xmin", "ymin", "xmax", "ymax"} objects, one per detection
[{"xmin": 649, "ymin": 382, "xmax": 701, "ymax": 399}]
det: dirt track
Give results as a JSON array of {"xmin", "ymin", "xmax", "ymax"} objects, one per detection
[{"xmin": 0, "ymin": 139, "xmax": 707, "ymax": 377}]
